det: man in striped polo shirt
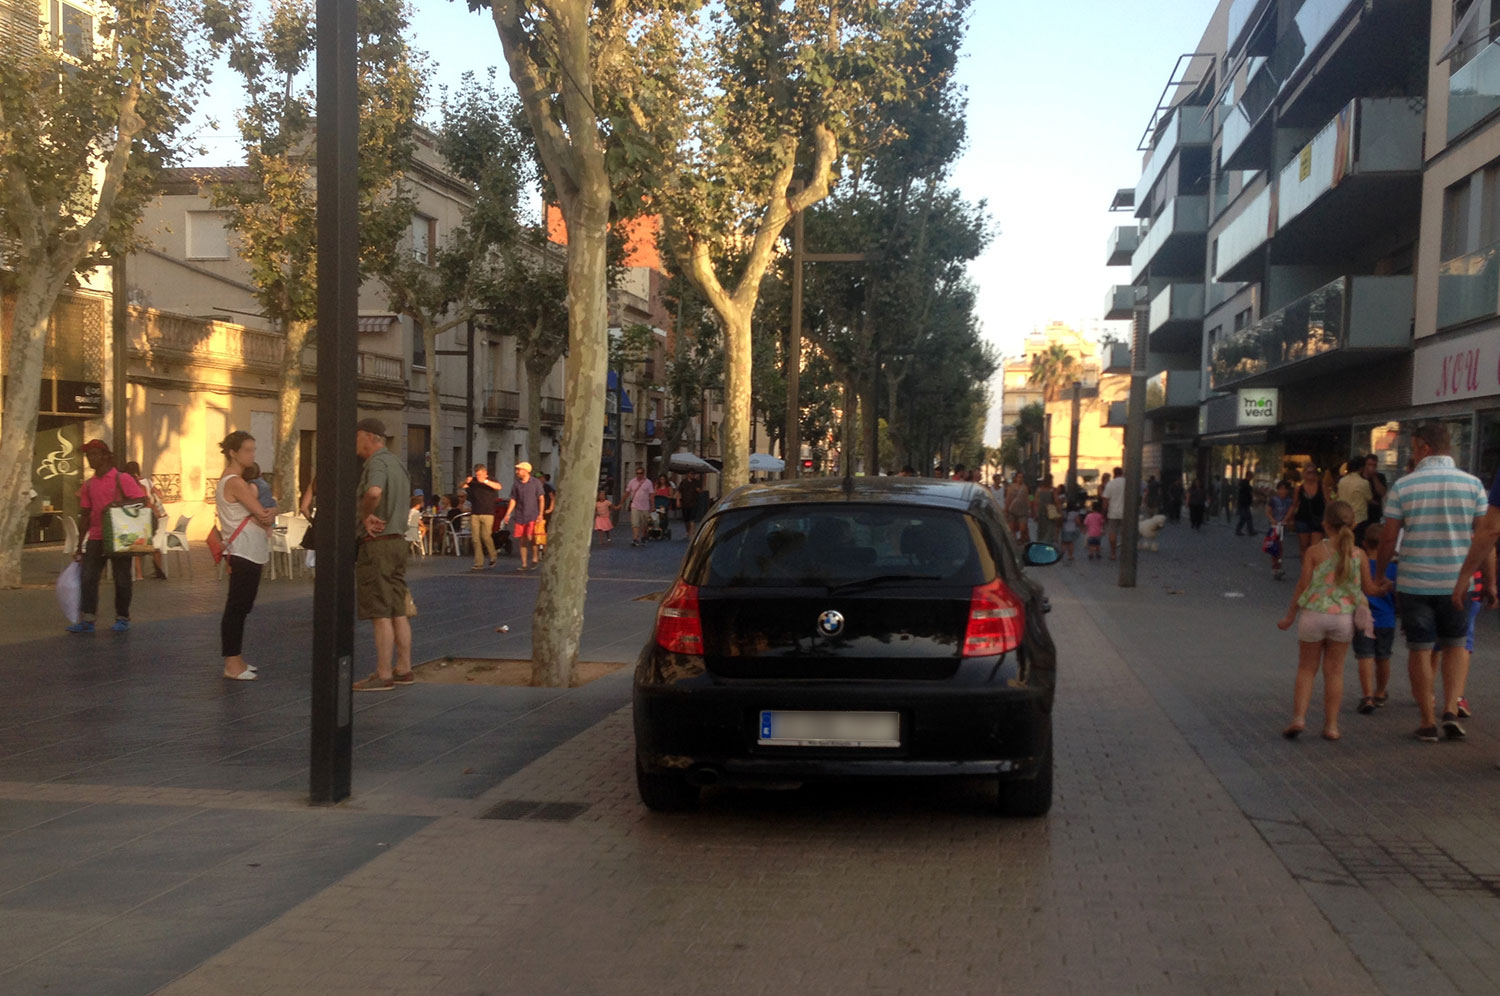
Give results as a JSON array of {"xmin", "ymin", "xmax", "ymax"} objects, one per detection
[{"xmin": 1375, "ymin": 423, "xmax": 1489, "ymax": 743}]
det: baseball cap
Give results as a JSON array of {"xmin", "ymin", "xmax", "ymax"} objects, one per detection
[
  {"xmin": 515, "ymin": 461, "xmax": 533, "ymax": 473},
  {"xmin": 413, "ymin": 488, "xmax": 424, "ymax": 497},
  {"xmin": 81, "ymin": 438, "xmax": 110, "ymax": 454},
  {"xmin": 355, "ymin": 417, "xmax": 386, "ymax": 437}
]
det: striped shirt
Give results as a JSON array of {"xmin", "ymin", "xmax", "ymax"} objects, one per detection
[{"xmin": 1382, "ymin": 456, "xmax": 1487, "ymax": 595}]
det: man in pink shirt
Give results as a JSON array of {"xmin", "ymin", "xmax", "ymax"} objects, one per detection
[
  {"xmin": 624, "ymin": 464, "xmax": 654, "ymax": 547},
  {"xmin": 70, "ymin": 439, "xmax": 146, "ymax": 633}
]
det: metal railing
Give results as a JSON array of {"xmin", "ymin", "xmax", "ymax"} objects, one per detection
[
  {"xmin": 481, "ymin": 389, "xmax": 520, "ymax": 422},
  {"xmin": 541, "ymin": 396, "xmax": 565, "ymax": 423}
]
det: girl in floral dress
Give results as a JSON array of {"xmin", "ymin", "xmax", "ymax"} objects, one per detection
[{"xmin": 1276, "ymin": 500, "xmax": 1392, "ymax": 741}]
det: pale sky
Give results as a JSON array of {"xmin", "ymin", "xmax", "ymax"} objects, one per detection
[{"xmin": 191, "ymin": 0, "xmax": 1223, "ymax": 443}]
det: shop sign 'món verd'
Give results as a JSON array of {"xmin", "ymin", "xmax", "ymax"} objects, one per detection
[{"xmin": 1237, "ymin": 389, "xmax": 1278, "ymax": 427}]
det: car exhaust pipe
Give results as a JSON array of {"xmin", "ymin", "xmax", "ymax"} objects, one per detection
[{"xmin": 688, "ymin": 767, "xmax": 721, "ymax": 787}]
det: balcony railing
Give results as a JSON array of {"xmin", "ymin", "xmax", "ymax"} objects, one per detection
[
  {"xmin": 1148, "ymin": 284, "xmax": 1205, "ymax": 335},
  {"xmin": 1214, "ymin": 184, "xmax": 1272, "ymax": 282},
  {"xmin": 1136, "ymin": 109, "xmax": 1213, "ymax": 213},
  {"xmin": 1277, "ymin": 98, "xmax": 1422, "ymax": 231},
  {"xmin": 541, "ymin": 395, "xmax": 565, "ymax": 424},
  {"xmin": 1145, "ymin": 369, "xmax": 1200, "ymax": 412},
  {"xmin": 1221, "ymin": 56, "xmax": 1277, "ymax": 170},
  {"xmin": 1104, "ymin": 400, "xmax": 1128, "ymax": 427},
  {"xmin": 481, "ymin": 389, "xmax": 520, "ymax": 423},
  {"xmin": 1130, "ymin": 195, "xmax": 1208, "ymax": 283},
  {"xmin": 305, "ymin": 349, "xmax": 405, "ymax": 386},
  {"xmin": 129, "ymin": 309, "xmax": 283, "ymax": 372},
  {"xmin": 1227, "ymin": 0, "xmax": 1273, "ymax": 56},
  {"xmin": 1105, "ymin": 285, "xmax": 1138, "ymax": 321},
  {"xmin": 1450, "ymin": 40, "xmax": 1500, "ymax": 141},
  {"xmin": 1210, "ymin": 274, "xmax": 1412, "ymax": 389},
  {"xmin": 1438, "ymin": 239, "xmax": 1500, "ymax": 330},
  {"xmin": 1106, "ymin": 225, "xmax": 1140, "ymax": 267}
]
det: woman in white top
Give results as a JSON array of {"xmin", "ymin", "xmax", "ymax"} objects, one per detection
[{"xmin": 216, "ymin": 431, "xmax": 275, "ymax": 680}]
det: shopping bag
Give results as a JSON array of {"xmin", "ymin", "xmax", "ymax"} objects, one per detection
[
  {"xmin": 102, "ymin": 472, "xmax": 153, "ymax": 557},
  {"xmin": 56, "ymin": 561, "xmax": 81, "ymax": 625},
  {"xmin": 1262, "ymin": 525, "xmax": 1282, "ymax": 558}
]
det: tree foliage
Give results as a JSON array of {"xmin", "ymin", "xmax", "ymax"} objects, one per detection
[
  {"xmin": 0, "ymin": 0, "xmax": 211, "ymax": 588},
  {"xmin": 1028, "ymin": 342, "xmax": 1079, "ymax": 404}
]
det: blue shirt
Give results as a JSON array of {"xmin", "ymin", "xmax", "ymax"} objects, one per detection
[
  {"xmin": 1366, "ymin": 559, "xmax": 1397, "ymax": 629},
  {"xmin": 1383, "ymin": 455, "xmax": 1487, "ymax": 594},
  {"xmin": 253, "ymin": 478, "xmax": 276, "ymax": 511}
]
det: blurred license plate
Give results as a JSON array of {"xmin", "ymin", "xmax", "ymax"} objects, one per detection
[{"xmin": 757, "ymin": 710, "xmax": 900, "ymax": 748}]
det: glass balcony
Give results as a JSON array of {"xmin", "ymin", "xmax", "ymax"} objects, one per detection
[
  {"xmin": 1227, "ymin": 0, "xmax": 1274, "ymax": 57},
  {"xmin": 1449, "ymin": 41, "xmax": 1500, "ymax": 141},
  {"xmin": 1130, "ymin": 195, "xmax": 1209, "ymax": 283},
  {"xmin": 1101, "ymin": 342, "xmax": 1132, "ymax": 374},
  {"xmin": 1105, "ymin": 285, "xmax": 1138, "ymax": 321},
  {"xmin": 1148, "ymin": 284, "xmax": 1206, "ymax": 354},
  {"xmin": 1145, "ymin": 369, "xmax": 1200, "ymax": 413},
  {"xmin": 1105, "ymin": 400, "xmax": 1128, "ymax": 427},
  {"xmin": 1438, "ymin": 240, "xmax": 1500, "ymax": 330},
  {"xmin": 1279, "ymin": 0, "xmax": 1358, "ymax": 86},
  {"xmin": 1107, "ymin": 225, "xmax": 1141, "ymax": 267},
  {"xmin": 1221, "ymin": 58, "xmax": 1277, "ymax": 171},
  {"xmin": 1214, "ymin": 185, "xmax": 1272, "ymax": 283},
  {"xmin": 1277, "ymin": 98, "xmax": 1422, "ymax": 232},
  {"xmin": 1210, "ymin": 274, "xmax": 1412, "ymax": 389},
  {"xmin": 1135, "ymin": 110, "xmax": 1213, "ymax": 213}
]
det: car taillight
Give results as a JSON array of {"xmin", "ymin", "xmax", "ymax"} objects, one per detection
[
  {"xmin": 655, "ymin": 579, "xmax": 703, "ymax": 655},
  {"xmin": 963, "ymin": 578, "xmax": 1024, "ymax": 657}
]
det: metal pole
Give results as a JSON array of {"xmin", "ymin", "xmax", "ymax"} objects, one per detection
[
  {"xmin": 111, "ymin": 256, "xmax": 128, "ymax": 459},
  {"xmin": 1119, "ymin": 308, "xmax": 1148, "ymax": 588},
  {"xmin": 309, "ymin": 0, "xmax": 359, "ymax": 804},
  {"xmin": 785, "ymin": 204, "xmax": 804, "ymax": 477},
  {"xmin": 465, "ymin": 318, "xmax": 475, "ymax": 477},
  {"xmin": 1067, "ymin": 380, "xmax": 1081, "ymax": 503}
]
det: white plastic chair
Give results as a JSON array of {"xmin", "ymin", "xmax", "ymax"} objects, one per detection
[
  {"xmin": 163, "ymin": 514, "xmax": 193, "ymax": 577},
  {"xmin": 405, "ymin": 514, "xmax": 427, "ymax": 557},
  {"xmin": 270, "ymin": 514, "xmax": 310, "ymax": 579},
  {"xmin": 444, "ymin": 513, "xmax": 471, "ymax": 556}
]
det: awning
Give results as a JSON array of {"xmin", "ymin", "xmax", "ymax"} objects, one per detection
[
  {"xmin": 357, "ymin": 314, "xmax": 399, "ymax": 334},
  {"xmin": 608, "ymin": 369, "xmax": 634, "ymax": 413}
]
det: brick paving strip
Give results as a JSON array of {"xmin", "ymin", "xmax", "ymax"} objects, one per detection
[{"xmin": 153, "ymin": 588, "xmax": 1378, "ymax": 996}]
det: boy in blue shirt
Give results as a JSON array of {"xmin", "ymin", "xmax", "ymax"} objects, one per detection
[
  {"xmin": 1356, "ymin": 521, "xmax": 1398, "ymax": 714},
  {"xmin": 243, "ymin": 463, "xmax": 277, "ymax": 514}
]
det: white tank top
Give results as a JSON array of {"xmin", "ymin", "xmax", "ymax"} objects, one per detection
[{"xmin": 216, "ymin": 474, "xmax": 271, "ymax": 565}]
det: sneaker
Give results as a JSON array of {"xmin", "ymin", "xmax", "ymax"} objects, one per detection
[
  {"xmin": 1357, "ymin": 697, "xmax": 1376, "ymax": 715},
  {"xmin": 110, "ymin": 618, "xmax": 130, "ymax": 633},
  {"xmin": 1415, "ymin": 725, "xmax": 1440, "ymax": 743},
  {"xmin": 391, "ymin": 670, "xmax": 415, "ymax": 685},
  {"xmin": 1441, "ymin": 712, "xmax": 1466, "ymax": 741},
  {"xmin": 352, "ymin": 674, "xmax": 395, "ymax": 692},
  {"xmin": 1457, "ymin": 697, "xmax": 1472, "ymax": 719},
  {"xmin": 66, "ymin": 621, "xmax": 94, "ymax": 634}
]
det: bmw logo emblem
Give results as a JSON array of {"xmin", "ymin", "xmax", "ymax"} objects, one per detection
[{"xmin": 817, "ymin": 610, "xmax": 845, "ymax": 637}]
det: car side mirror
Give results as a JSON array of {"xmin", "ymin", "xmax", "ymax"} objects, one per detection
[{"xmin": 1023, "ymin": 542, "xmax": 1062, "ymax": 567}]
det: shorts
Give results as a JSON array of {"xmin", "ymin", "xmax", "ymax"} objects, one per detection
[
  {"xmin": 631, "ymin": 508, "xmax": 651, "ymax": 530},
  {"xmin": 356, "ymin": 538, "xmax": 411, "ymax": 620},
  {"xmin": 1060, "ymin": 529, "xmax": 1079, "ymax": 544},
  {"xmin": 1106, "ymin": 519, "xmax": 1121, "ymax": 540},
  {"xmin": 1397, "ymin": 593, "xmax": 1468, "ymax": 651},
  {"xmin": 1294, "ymin": 521, "xmax": 1319, "ymax": 535},
  {"xmin": 1297, "ymin": 610, "xmax": 1353, "ymax": 643},
  {"xmin": 511, "ymin": 520, "xmax": 538, "ymax": 540},
  {"xmin": 1086, "ymin": 536, "xmax": 1102, "ymax": 548},
  {"xmin": 1352, "ymin": 626, "xmax": 1395, "ymax": 660}
]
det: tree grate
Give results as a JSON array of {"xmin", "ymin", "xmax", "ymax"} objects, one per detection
[{"xmin": 478, "ymin": 799, "xmax": 590, "ymax": 822}]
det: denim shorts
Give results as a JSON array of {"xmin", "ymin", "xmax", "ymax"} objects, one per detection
[
  {"xmin": 1398, "ymin": 593, "xmax": 1469, "ymax": 651},
  {"xmin": 1352, "ymin": 626, "xmax": 1395, "ymax": 660}
]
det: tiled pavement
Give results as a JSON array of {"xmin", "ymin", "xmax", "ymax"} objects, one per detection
[{"xmin": 6, "ymin": 516, "xmax": 1500, "ymax": 993}]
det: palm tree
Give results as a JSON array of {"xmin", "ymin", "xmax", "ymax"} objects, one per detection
[{"xmin": 1028, "ymin": 343, "xmax": 1079, "ymax": 403}]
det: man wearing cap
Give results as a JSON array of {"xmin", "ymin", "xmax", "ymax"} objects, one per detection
[
  {"xmin": 69, "ymin": 439, "xmax": 146, "ymax": 633},
  {"xmin": 351, "ymin": 419, "xmax": 416, "ymax": 691},
  {"xmin": 501, "ymin": 460, "xmax": 545, "ymax": 571}
]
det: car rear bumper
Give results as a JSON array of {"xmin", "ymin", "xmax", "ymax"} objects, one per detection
[{"xmin": 633, "ymin": 674, "xmax": 1050, "ymax": 783}]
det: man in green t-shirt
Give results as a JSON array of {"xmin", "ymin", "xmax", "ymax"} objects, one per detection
[{"xmin": 352, "ymin": 418, "xmax": 415, "ymax": 691}]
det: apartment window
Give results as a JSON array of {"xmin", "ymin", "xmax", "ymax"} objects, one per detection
[
  {"xmin": 1447, "ymin": 0, "xmax": 1500, "ymax": 74},
  {"xmin": 411, "ymin": 214, "xmax": 436, "ymax": 264},
  {"xmin": 185, "ymin": 211, "xmax": 231, "ymax": 260},
  {"xmin": 1233, "ymin": 307, "xmax": 1252, "ymax": 332},
  {"xmin": 53, "ymin": 1, "xmax": 92, "ymax": 60},
  {"xmin": 1440, "ymin": 162, "xmax": 1500, "ymax": 261},
  {"xmin": 411, "ymin": 318, "xmax": 426, "ymax": 369}
]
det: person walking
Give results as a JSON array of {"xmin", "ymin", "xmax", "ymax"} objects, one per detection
[
  {"xmin": 1234, "ymin": 477, "xmax": 1256, "ymax": 536},
  {"xmin": 1267, "ymin": 479, "xmax": 1294, "ymax": 580},
  {"xmin": 463, "ymin": 464, "xmax": 503, "ymax": 570},
  {"xmin": 1035, "ymin": 475, "xmax": 1059, "ymax": 544},
  {"xmin": 500, "ymin": 460, "xmax": 546, "ymax": 571},
  {"xmin": 624, "ymin": 465, "xmax": 654, "ymax": 547},
  {"xmin": 1277, "ymin": 500, "xmax": 1391, "ymax": 740},
  {"xmin": 123, "ymin": 460, "xmax": 168, "ymax": 580},
  {"xmin": 1004, "ymin": 472, "xmax": 1031, "ymax": 544},
  {"xmin": 1336, "ymin": 454, "xmax": 1375, "ymax": 542},
  {"xmin": 350, "ymin": 419, "xmax": 417, "ymax": 692},
  {"xmin": 678, "ymin": 471, "xmax": 702, "ymax": 537},
  {"xmin": 1102, "ymin": 466, "xmax": 1126, "ymax": 560},
  {"xmin": 1286, "ymin": 466, "xmax": 1327, "ymax": 555},
  {"xmin": 69, "ymin": 440, "xmax": 147, "ymax": 634},
  {"xmin": 1167, "ymin": 476, "xmax": 1184, "ymax": 523},
  {"xmin": 1375, "ymin": 423, "xmax": 1491, "ymax": 742},
  {"xmin": 215, "ymin": 431, "xmax": 275, "ymax": 680},
  {"xmin": 1144, "ymin": 475, "xmax": 1162, "ymax": 518},
  {"xmin": 1355, "ymin": 521, "xmax": 1398, "ymax": 715},
  {"xmin": 594, "ymin": 489, "xmax": 619, "ymax": 545},
  {"xmin": 1187, "ymin": 478, "xmax": 1207, "ymax": 532}
]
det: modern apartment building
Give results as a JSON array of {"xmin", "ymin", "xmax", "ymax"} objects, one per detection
[{"xmin": 1111, "ymin": 0, "xmax": 1433, "ymax": 489}]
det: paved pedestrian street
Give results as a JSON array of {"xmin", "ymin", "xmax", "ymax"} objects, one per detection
[{"xmin": 3, "ymin": 520, "xmax": 1499, "ymax": 995}]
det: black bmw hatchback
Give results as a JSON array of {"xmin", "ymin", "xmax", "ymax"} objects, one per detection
[{"xmin": 632, "ymin": 477, "xmax": 1060, "ymax": 816}]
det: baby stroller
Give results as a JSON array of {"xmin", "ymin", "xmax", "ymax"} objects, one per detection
[{"xmin": 646, "ymin": 506, "xmax": 672, "ymax": 541}]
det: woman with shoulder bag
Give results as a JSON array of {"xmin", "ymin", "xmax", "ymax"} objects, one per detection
[
  {"xmin": 216, "ymin": 431, "xmax": 275, "ymax": 680},
  {"xmin": 68, "ymin": 440, "xmax": 147, "ymax": 634}
]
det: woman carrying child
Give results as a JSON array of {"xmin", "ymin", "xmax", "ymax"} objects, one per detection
[{"xmin": 1276, "ymin": 500, "xmax": 1392, "ymax": 740}]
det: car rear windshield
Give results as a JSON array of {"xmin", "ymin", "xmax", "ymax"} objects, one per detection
[{"xmin": 684, "ymin": 504, "xmax": 995, "ymax": 588}]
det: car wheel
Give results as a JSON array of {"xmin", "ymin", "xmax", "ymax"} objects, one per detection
[
  {"xmin": 636, "ymin": 757, "xmax": 700, "ymax": 812},
  {"xmin": 996, "ymin": 733, "xmax": 1053, "ymax": 818}
]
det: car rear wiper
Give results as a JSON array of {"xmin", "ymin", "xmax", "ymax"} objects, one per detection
[{"xmin": 828, "ymin": 573, "xmax": 944, "ymax": 594}]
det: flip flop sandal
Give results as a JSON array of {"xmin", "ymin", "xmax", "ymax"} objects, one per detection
[{"xmin": 1357, "ymin": 697, "xmax": 1375, "ymax": 715}]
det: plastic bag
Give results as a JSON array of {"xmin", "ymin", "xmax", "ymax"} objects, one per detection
[
  {"xmin": 1262, "ymin": 525, "xmax": 1282, "ymax": 558},
  {"xmin": 56, "ymin": 561, "xmax": 81, "ymax": 625}
]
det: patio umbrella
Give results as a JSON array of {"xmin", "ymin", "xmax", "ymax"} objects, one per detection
[
  {"xmin": 668, "ymin": 452, "xmax": 716, "ymax": 473},
  {"xmin": 748, "ymin": 453, "xmax": 785, "ymax": 472}
]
